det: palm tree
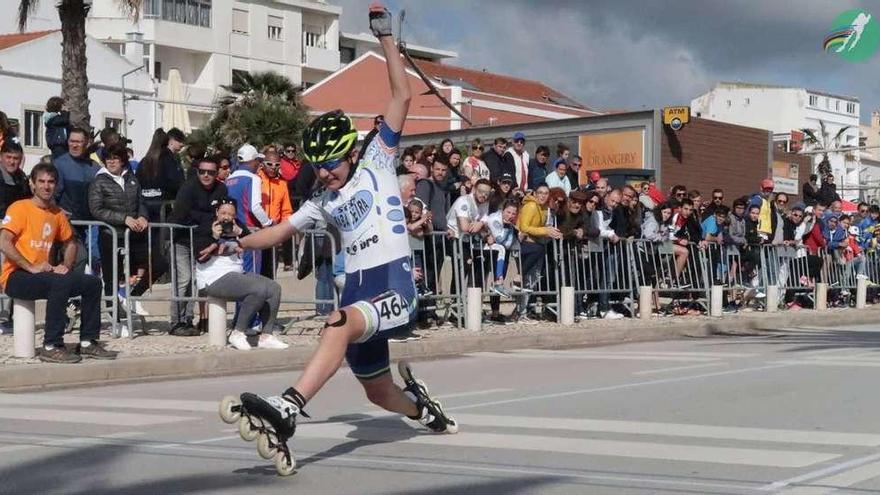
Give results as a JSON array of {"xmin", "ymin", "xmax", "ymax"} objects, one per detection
[
  {"xmin": 800, "ymin": 120, "xmax": 853, "ymax": 177},
  {"xmin": 189, "ymin": 70, "xmax": 309, "ymax": 153},
  {"xmin": 17, "ymin": 0, "xmax": 141, "ymax": 130}
]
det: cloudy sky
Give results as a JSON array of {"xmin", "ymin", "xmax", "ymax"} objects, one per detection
[{"xmin": 332, "ymin": 0, "xmax": 880, "ymax": 123}]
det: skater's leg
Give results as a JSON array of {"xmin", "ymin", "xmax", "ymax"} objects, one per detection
[
  {"xmin": 293, "ymin": 307, "xmax": 367, "ymax": 399},
  {"xmin": 358, "ymin": 372, "xmax": 419, "ymax": 417}
]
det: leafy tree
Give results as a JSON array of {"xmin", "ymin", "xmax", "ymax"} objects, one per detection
[{"xmin": 800, "ymin": 120, "xmax": 853, "ymax": 177}]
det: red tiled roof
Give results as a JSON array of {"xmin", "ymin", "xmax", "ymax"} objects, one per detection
[
  {"xmin": 0, "ymin": 30, "xmax": 58, "ymax": 51},
  {"xmin": 413, "ymin": 59, "xmax": 589, "ymax": 110}
]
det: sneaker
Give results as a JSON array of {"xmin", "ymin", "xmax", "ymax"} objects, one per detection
[
  {"xmin": 78, "ymin": 341, "xmax": 118, "ymax": 360},
  {"xmin": 603, "ymin": 309, "xmax": 625, "ymax": 320},
  {"xmin": 511, "ymin": 282, "xmax": 534, "ymax": 293},
  {"xmin": 228, "ymin": 330, "xmax": 252, "ymax": 350},
  {"xmin": 722, "ymin": 304, "xmax": 739, "ymax": 314},
  {"xmin": 257, "ymin": 333, "xmax": 289, "ymax": 350},
  {"xmin": 754, "ymin": 290, "xmax": 766, "ymax": 299},
  {"xmin": 491, "ymin": 285, "xmax": 511, "ymax": 298},
  {"xmin": 169, "ymin": 323, "xmax": 201, "ymax": 337},
  {"xmin": 0, "ymin": 321, "xmax": 12, "ymax": 335},
  {"xmin": 38, "ymin": 345, "xmax": 82, "ymax": 364},
  {"xmin": 488, "ymin": 313, "xmax": 508, "ymax": 324},
  {"xmin": 515, "ymin": 313, "xmax": 537, "ymax": 324},
  {"xmin": 196, "ymin": 320, "xmax": 207, "ymax": 334}
]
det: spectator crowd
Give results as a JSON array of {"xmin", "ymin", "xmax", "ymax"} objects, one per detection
[{"xmin": 0, "ymin": 98, "xmax": 876, "ymax": 363}]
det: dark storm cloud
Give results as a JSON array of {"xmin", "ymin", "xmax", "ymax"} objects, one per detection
[{"xmin": 333, "ymin": 0, "xmax": 880, "ymax": 120}]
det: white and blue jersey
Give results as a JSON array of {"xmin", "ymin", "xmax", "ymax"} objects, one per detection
[{"xmin": 288, "ymin": 124, "xmax": 416, "ymax": 377}]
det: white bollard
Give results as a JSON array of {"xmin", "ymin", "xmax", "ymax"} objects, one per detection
[
  {"xmin": 857, "ymin": 277, "xmax": 867, "ymax": 309},
  {"xmin": 13, "ymin": 299, "xmax": 36, "ymax": 358},
  {"xmin": 639, "ymin": 286, "xmax": 652, "ymax": 319},
  {"xmin": 466, "ymin": 287, "xmax": 482, "ymax": 331},
  {"xmin": 710, "ymin": 285, "xmax": 723, "ymax": 317},
  {"xmin": 207, "ymin": 297, "xmax": 227, "ymax": 348},
  {"xmin": 559, "ymin": 287, "xmax": 575, "ymax": 325},
  {"xmin": 765, "ymin": 285, "xmax": 778, "ymax": 313},
  {"xmin": 815, "ymin": 283, "xmax": 828, "ymax": 311}
]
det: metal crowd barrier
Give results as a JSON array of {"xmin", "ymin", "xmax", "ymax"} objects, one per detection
[
  {"xmin": 411, "ymin": 231, "xmax": 464, "ymax": 327},
  {"xmin": 630, "ymin": 239, "xmax": 711, "ymax": 312},
  {"xmin": 563, "ymin": 238, "xmax": 634, "ymax": 318},
  {"xmin": 69, "ymin": 220, "xmax": 120, "ymax": 336}
]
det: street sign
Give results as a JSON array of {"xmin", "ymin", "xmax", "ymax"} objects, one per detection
[{"xmin": 663, "ymin": 106, "xmax": 690, "ymax": 131}]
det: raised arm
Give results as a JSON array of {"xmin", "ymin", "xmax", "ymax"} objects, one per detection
[
  {"xmin": 370, "ymin": 3, "xmax": 410, "ymax": 133},
  {"xmin": 239, "ymin": 221, "xmax": 296, "ymax": 251}
]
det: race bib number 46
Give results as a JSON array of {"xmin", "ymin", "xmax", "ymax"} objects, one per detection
[{"xmin": 371, "ymin": 291, "xmax": 411, "ymax": 330}]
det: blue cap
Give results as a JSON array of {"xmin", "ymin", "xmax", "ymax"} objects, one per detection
[
  {"xmin": 513, "ymin": 131, "xmax": 525, "ymax": 141},
  {"xmin": 553, "ymin": 157, "xmax": 567, "ymax": 167}
]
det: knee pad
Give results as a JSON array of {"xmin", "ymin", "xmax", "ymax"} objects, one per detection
[{"xmin": 319, "ymin": 309, "xmax": 348, "ymax": 336}]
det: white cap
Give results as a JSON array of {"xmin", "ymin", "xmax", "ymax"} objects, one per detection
[{"xmin": 237, "ymin": 144, "xmax": 264, "ymax": 162}]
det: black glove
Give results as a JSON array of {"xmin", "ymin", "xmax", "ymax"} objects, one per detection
[{"xmin": 369, "ymin": 5, "xmax": 393, "ymax": 38}]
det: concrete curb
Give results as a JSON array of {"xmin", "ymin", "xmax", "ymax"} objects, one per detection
[{"xmin": 2, "ymin": 307, "xmax": 879, "ymax": 392}]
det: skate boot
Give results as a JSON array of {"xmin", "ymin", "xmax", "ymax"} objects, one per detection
[
  {"xmin": 398, "ymin": 361, "xmax": 459, "ymax": 434},
  {"xmin": 218, "ymin": 392, "xmax": 300, "ymax": 476}
]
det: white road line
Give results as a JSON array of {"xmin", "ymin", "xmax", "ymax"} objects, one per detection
[
  {"xmin": 759, "ymin": 452, "xmax": 880, "ymax": 491},
  {"xmin": 435, "ymin": 388, "xmax": 513, "ymax": 399},
  {"xmin": 472, "ymin": 352, "xmax": 721, "ymax": 363},
  {"xmin": 0, "ymin": 394, "xmax": 217, "ymax": 413},
  {"xmin": 295, "ymin": 422, "xmax": 838, "ymax": 468},
  {"xmin": 0, "ymin": 408, "xmax": 197, "ymax": 426},
  {"xmin": 453, "ymin": 414, "xmax": 880, "ymax": 446},
  {"xmin": 511, "ymin": 349, "xmax": 757, "ymax": 358},
  {"xmin": 776, "ymin": 360, "xmax": 880, "ymax": 368},
  {"xmin": 633, "ymin": 362, "xmax": 728, "ymax": 376},
  {"xmin": 446, "ymin": 363, "xmax": 794, "ymax": 412},
  {"xmin": 0, "ymin": 431, "xmax": 141, "ymax": 454},
  {"xmin": 776, "ymin": 459, "xmax": 880, "ymax": 494}
]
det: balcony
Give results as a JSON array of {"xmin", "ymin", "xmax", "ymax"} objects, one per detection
[{"xmin": 302, "ymin": 45, "xmax": 339, "ymax": 73}]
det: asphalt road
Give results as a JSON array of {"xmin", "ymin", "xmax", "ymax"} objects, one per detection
[{"xmin": 2, "ymin": 322, "xmax": 880, "ymax": 494}]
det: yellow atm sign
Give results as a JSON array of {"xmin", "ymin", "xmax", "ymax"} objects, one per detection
[{"xmin": 663, "ymin": 106, "xmax": 690, "ymax": 130}]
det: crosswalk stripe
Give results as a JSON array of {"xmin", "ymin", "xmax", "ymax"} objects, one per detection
[
  {"xmin": 0, "ymin": 408, "xmax": 197, "ymax": 426},
  {"xmin": 777, "ymin": 360, "xmax": 880, "ymax": 368},
  {"xmin": 0, "ymin": 394, "xmax": 217, "ymax": 413},
  {"xmin": 511, "ymin": 349, "xmax": 757, "ymax": 358},
  {"xmin": 777, "ymin": 459, "xmax": 880, "ymax": 494},
  {"xmin": 451, "ymin": 414, "xmax": 880, "ymax": 446},
  {"xmin": 470, "ymin": 351, "xmax": 720, "ymax": 363},
  {"xmin": 295, "ymin": 423, "xmax": 839, "ymax": 468}
]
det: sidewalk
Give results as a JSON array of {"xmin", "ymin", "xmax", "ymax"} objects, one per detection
[{"xmin": 2, "ymin": 306, "xmax": 878, "ymax": 392}]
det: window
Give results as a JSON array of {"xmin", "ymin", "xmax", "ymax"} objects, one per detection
[
  {"xmin": 744, "ymin": 98, "xmax": 750, "ymax": 105},
  {"xmin": 105, "ymin": 117, "xmax": 123, "ymax": 130},
  {"xmin": 153, "ymin": 61, "xmax": 162, "ymax": 82},
  {"xmin": 158, "ymin": 0, "xmax": 210, "ymax": 27},
  {"xmin": 268, "ymin": 15, "xmax": 283, "ymax": 40},
  {"xmin": 23, "ymin": 109, "xmax": 43, "ymax": 148},
  {"xmin": 303, "ymin": 24, "xmax": 324, "ymax": 48},
  {"xmin": 848, "ymin": 102, "xmax": 856, "ymax": 114},
  {"xmin": 809, "ymin": 95, "xmax": 818, "ymax": 106},
  {"xmin": 232, "ymin": 69, "xmax": 249, "ymax": 84},
  {"xmin": 726, "ymin": 100, "xmax": 731, "ymax": 108},
  {"xmin": 232, "ymin": 8, "xmax": 249, "ymax": 34},
  {"xmin": 825, "ymin": 97, "xmax": 830, "ymax": 109},
  {"xmin": 340, "ymin": 45, "xmax": 356, "ymax": 64},
  {"xmin": 836, "ymin": 100, "xmax": 840, "ymax": 111}
]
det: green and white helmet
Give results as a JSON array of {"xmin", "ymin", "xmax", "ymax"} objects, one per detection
[{"xmin": 301, "ymin": 110, "xmax": 358, "ymax": 164}]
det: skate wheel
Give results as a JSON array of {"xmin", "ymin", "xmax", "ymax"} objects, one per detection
[
  {"xmin": 219, "ymin": 396, "xmax": 241, "ymax": 424},
  {"xmin": 257, "ymin": 433, "xmax": 275, "ymax": 459},
  {"xmin": 445, "ymin": 417, "xmax": 459, "ymax": 434},
  {"xmin": 274, "ymin": 451, "xmax": 297, "ymax": 476},
  {"xmin": 239, "ymin": 415, "xmax": 260, "ymax": 441}
]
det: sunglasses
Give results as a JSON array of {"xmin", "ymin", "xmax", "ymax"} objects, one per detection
[
  {"xmin": 197, "ymin": 168, "xmax": 218, "ymax": 177},
  {"xmin": 284, "ymin": 148, "xmax": 296, "ymax": 153},
  {"xmin": 472, "ymin": 146, "xmax": 483, "ymax": 151},
  {"xmin": 264, "ymin": 162, "xmax": 281, "ymax": 168},
  {"xmin": 713, "ymin": 196, "xmax": 723, "ymax": 200},
  {"xmin": 776, "ymin": 200, "xmax": 788, "ymax": 205},
  {"xmin": 311, "ymin": 157, "xmax": 344, "ymax": 172},
  {"xmin": 588, "ymin": 199, "xmax": 600, "ymax": 205}
]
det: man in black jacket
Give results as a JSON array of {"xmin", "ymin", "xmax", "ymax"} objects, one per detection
[
  {"xmin": 167, "ymin": 156, "xmax": 228, "ymax": 336},
  {"xmin": 481, "ymin": 137, "xmax": 513, "ymax": 181},
  {"xmin": 0, "ymin": 140, "xmax": 31, "ymax": 217}
]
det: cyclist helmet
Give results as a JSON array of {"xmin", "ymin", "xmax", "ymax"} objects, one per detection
[{"xmin": 302, "ymin": 110, "xmax": 358, "ymax": 164}]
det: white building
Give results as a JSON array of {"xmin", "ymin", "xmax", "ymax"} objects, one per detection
[
  {"xmin": 691, "ymin": 82, "xmax": 861, "ymax": 200},
  {"xmin": 338, "ymin": 31, "xmax": 456, "ymax": 66},
  {"xmin": 0, "ymin": 30, "xmax": 154, "ymax": 171},
  {"xmin": 2, "ymin": 0, "xmax": 344, "ymax": 132}
]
